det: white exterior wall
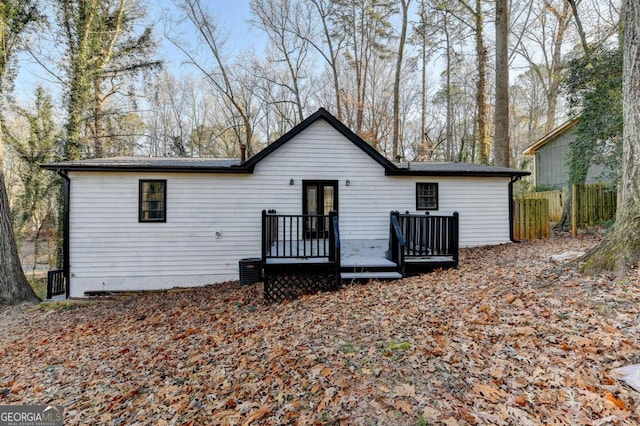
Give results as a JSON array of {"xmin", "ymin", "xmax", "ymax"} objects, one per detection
[{"xmin": 68, "ymin": 120, "xmax": 511, "ymax": 297}]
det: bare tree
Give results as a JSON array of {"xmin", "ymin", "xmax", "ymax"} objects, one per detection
[
  {"xmin": 391, "ymin": 0, "xmax": 411, "ymax": 159},
  {"xmin": 3, "ymin": 87, "xmax": 59, "ymax": 276},
  {"xmin": 294, "ymin": 0, "xmax": 346, "ymax": 120},
  {"xmin": 173, "ymin": 0, "xmax": 256, "ymax": 155},
  {"xmin": 567, "ymin": 0, "xmax": 589, "ymax": 54},
  {"xmin": 513, "ymin": 0, "xmax": 574, "ymax": 133},
  {"xmin": 250, "ymin": 0, "xmax": 311, "ymax": 123},
  {"xmin": 252, "ymin": 57, "xmax": 300, "ymax": 137},
  {"xmin": 0, "ymin": 0, "xmax": 40, "ymax": 305},
  {"xmin": 331, "ymin": 0, "xmax": 396, "ymax": 135},
  {"xmin": 56, "ymin": 0, "xmax": 160, "ymax": 159},
  {"xmin": 412, "ymin": 0, "xmax": 443, "ymax": 161},
  {"xmin": 459, "ymin": 0, "xmax": 489, "ymax": 164},
  {"xmin": 510, "ymin": 68, "xmax": 548, "ymax": 167}
]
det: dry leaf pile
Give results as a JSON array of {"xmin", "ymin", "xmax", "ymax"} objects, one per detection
[{"xmin": 2, "ymin": 232, "xmax": 640, "ymax": 425}]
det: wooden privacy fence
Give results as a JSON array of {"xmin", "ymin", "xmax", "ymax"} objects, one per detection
[
  {"xmin": 516, "ymin": 184, "xmax": 617, "ymax": 239},
  {"xmin": 513, "ymin": 199, "xmax": 550, "ymax": 240},
  {"xmin": 572, "ymin": 183, "xmax": 617, "ymax": 228},
  {"xmin": 523, "ymin": 190, "xmax": 563, "ymax": 222}
]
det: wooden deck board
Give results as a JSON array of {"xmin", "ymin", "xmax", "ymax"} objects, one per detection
[
  {"xmin": 405, "ymin": 255, "xmax": 455, "ymax": 263},
  {"xmin": 341, "ymin": 239, "xmax": 395, "ymax": 268}
]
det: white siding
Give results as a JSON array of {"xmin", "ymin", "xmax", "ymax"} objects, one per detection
[{"xmin": 68, "ymin": 119, "xmax": 511, "ymax": 296}]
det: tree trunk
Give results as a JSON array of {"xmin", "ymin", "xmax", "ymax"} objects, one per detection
[
  {"xmin": 93, "ymin": 78, "xmax": 105, "ymax": 157},
  {"xmin": 444, "ymin": 13, "xmax": 453, "ymax": 161},
  {"xmin": 581, "ymin": 0, "xmax": 640, "ymax": 274},
  {"xmin": 309, "ymin": 0, "xmax": 343, "ymax": 120},
  {"xmin": 0, "ymin": 170, "xmax": 40, "ymax": 305},
  {"xmin": 567, "ymin": 0, "xmax": 589, "ymax": 55},
  {"xmin": 392, "ymin": 0, "xmax": 410, "ymax": 160},
  {"xmin": 475, "ymin": 0, "xmax": 490, "ymax": 165},
  {"xmin": 494, "ymin": 0, "xmax": 510, "ymax": 167},
  {"xmin": 65, "ymin": 72, "xmax": 85, "ymax": 160},
  {"xmin": 420, "ymin": 27, "xmax": 427, "ymax": 161}
]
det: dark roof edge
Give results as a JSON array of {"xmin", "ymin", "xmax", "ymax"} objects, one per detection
[
  {"xmin": 40, "ymin": 164, "xmax": 252, "ymax": 174},
  {"xmin": 386, "ymin": 169, "xmax": 531, "ymax": 177},
  {"xmin": 242, "ymin": 108, "xmax": 399, "ymax": 172},
  {"xmin": 523, "ymin": 116, "xmax": 581, "ymax": 155}
]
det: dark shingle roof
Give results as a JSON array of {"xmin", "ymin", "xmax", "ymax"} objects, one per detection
[
  {"xmin": 42, "ymin": 156, "xmax": 244, "ymax": 173},
  {"xmin": 389, "ymin": 161, "xmax": 530, "ymax": 177}
]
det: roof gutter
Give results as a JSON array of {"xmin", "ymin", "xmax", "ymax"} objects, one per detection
[{"xmin": 385, "ymin": 169, "xmax": 530, "ymax": 178}]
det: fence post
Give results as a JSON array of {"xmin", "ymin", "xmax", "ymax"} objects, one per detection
[{"xmin": 571, "ymin": 184, "xmax": 578, "ymax": 237}]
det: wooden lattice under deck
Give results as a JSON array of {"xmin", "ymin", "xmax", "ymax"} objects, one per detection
[{"xmin": 263, "ymin": 263, "xmax": 339, "ymax": 303}]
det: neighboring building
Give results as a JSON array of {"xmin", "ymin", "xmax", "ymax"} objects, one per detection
[
  {"xmin": 523, "ymin": 117, "xmax": 610, "ymax": 189},
  {"xmin": 44, "ymin": 108, "xmax": 528, "ymax": 298}
]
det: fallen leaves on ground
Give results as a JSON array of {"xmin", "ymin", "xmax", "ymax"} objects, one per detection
[{"xmin": 2, "ymin": 232, "xmax": 640, "ymax": 425}]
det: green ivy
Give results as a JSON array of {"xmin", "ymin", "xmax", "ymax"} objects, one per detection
[{"xmin": 563, "ymin": 46, "xmax": 622, "ymax": 185}]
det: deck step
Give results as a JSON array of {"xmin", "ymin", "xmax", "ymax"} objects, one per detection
[
  {"xmin": 340, "ymin": 264, "xmax": 398, "ymax": 273},
  {"xmin": 340, "ymin": 271, "xmax": 403, "ymax": 281}
]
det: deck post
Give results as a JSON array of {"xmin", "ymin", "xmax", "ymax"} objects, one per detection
[
  {"xmin": 261, "ymin": 210, "xmax": 267, "ymax": 263},
  {"xmin": 329, "ymin": 211, "xmax": 341, "ymax": 288},
  {"xmin": 328, "ymin": 211, "xmax": 336, "ymax": 262},
  {"xmin": 46, "ymin": 271, "xmax": 53, "ymax": 300},
  {"xmin": 452, "ymin": 211, "xmax": 460, "ymax": 268},
  {"xmin": 389, "ymin": 211, "xmax": 406, "ymax": 276}
]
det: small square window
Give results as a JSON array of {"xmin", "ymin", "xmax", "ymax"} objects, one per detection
[
  {"xmin": 416, "ymin": 182, "xmax": 438, "ymax": 210},
  {"xmin": 139, "ymin": 180, "xmax": 166, "ymax": 222}
]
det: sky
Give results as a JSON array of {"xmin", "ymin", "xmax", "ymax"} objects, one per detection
[
  {"xmin": 153, "ymin": 0, "xmax": 264, "ymax": 57},
  {"xmin": 14, "ymin": 0, "xmax": 263, "ymax": 104}
]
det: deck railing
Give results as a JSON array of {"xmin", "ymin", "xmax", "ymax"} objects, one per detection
[
  {"xmin": 398, "ymin": 211, "xmax": 459, "ymax": 267},
  {"xmin": 262, "ymin": 210, "xmax": 340, "ymax": 302},
  {"xmin": 262, "ymin": 210, "xmax": 338, "ymax": 260},
  {"xmin": 389, "ymin": 212, "xmax": 406, "ymax": 276},
  {"xmin": 47, "ymin": 269, "xmax": 66, "ymax": 299}
]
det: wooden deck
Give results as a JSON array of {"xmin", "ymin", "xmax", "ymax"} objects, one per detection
[
  {"xmin": 265, "ymin": 237, "xmax": 456, "ymax": 274},
  {"xmin": 261, "ymin": 210, "xmax": 459, "ymax": 302}
]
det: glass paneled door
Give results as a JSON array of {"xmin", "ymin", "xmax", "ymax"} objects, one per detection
[{"xmin": 303, "ymin": 181, "xmax": 338, "ymax": 238}]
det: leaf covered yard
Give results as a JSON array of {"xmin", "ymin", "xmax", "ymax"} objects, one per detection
[{"xmin": 2, "ymin": 234, "xmax": 640, "ymax": 425}]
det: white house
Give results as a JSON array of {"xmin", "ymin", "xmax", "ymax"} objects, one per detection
[{"xmin": 44, "ymin": 108, "xmax": 529, "ymax": 298}]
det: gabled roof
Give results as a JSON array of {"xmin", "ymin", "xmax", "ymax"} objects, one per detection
[
  {"xmin": 241, "ymin": 108, "xmax": 398, "ymax": 171},
  {"xmin": 43, "ymin": 108, "xmax": 529, "ymax": 178},
  {"xmin": 523, "ymin": 117, "xmax": 580, "ymax": 155}
]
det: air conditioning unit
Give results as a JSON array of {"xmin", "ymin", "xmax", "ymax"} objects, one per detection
[{"xmin": 239, "ymin": 258, "xmax": 262, "ymax": 285}]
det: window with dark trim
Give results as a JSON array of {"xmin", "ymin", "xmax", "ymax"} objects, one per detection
[
  {"xmin": 416, "ymin": 182, "xmax": 438, "ymax": 210},
  {"xmin": 139, "ymin": 180, "xmax": 166, "ymax": 222}
]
